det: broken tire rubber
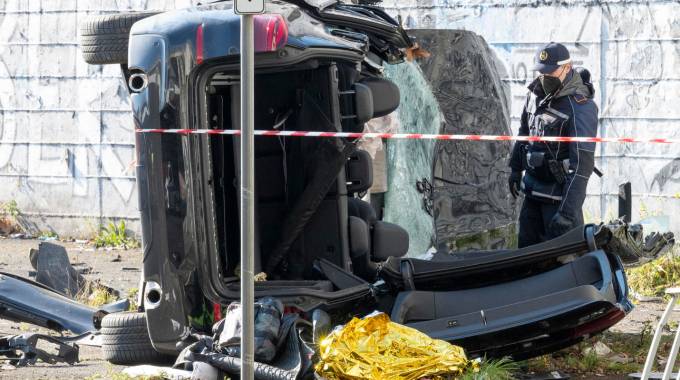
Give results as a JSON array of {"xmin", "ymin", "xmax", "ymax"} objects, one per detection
[
  {"xmin": 80, "ymin": 12, "xmax": 159, "ymax": 65},
  {"xmin": 101, "ymin": 312, "xmax": 170, "ymax": 365}
]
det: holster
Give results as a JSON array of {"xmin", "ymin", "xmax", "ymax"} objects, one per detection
[{"xmin": 548, "ymin": 159, "xmax": 567, "ymax": 184}]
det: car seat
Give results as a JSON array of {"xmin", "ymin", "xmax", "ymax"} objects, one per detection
[{"xmin": 345, "ymin": 149, "xmax": 409, "ymax": 281}]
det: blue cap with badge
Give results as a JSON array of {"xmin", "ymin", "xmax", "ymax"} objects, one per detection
[{"xmin": 534, "ymin": 42, "xmax": 571, "ymax": 74}]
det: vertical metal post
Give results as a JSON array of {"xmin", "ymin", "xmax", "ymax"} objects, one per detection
[{"xmin": 240, "ymin": 13, "xmax": 255, "ymax": 380}]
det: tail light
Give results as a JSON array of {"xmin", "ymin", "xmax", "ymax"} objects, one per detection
[
  {"xmin": 571, "ymin": 308, "xmax": 625, "ymax": 338},
  {"xmin": 195, "ymin": 15, "xmax": 288, "ymax": 64},
  {"xmin": 253, "ymin": 14, "xmax": 288, "ymax": 53}
]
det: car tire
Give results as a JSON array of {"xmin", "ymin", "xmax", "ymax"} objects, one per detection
[
  {"xmin": 101, "ymin": 312, "xmax": 171, "ymax": 365},
  {"xmin": 80, "ymin": 12, "xmax": 159, "ymax": 65}
]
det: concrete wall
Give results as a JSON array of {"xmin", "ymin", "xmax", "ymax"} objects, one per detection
[
  {"xmin": 382, "ymin": 0, "xmax": 680, "ymax": 233},
  {"xmin": 1, "ymin": 0, "xmax": 679, "ymax": 237},
  {"xmin": 0, "ymin": 0, "xmax": 197, "ymax": 237}
]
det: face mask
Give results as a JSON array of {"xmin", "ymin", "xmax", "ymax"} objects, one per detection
[
  {"xmin": 540, "ymin": 66, "xmax": 567, "ymax": 96},
  {"xmin": 540, "ymin": 75, "xmax": 562, "ymax": 95}
]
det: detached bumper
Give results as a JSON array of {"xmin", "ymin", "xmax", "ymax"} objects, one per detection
[{"xmin": 392, "ymin": 250, "xmax": 632, "ymax": 359}]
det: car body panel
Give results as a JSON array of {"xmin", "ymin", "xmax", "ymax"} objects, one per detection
[{"xmin": 0, "ymin": 272, "xmax": 99, "ymax": 335}]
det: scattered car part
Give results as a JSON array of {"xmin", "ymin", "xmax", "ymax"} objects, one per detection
[
  {"xmin": 101, "ymin": 312, "xmax": 172, "ymax": 365},
  {"xmin": 619, "ymin": 182, "xmax": 632, "ymax": 223},
  {"xmin": 32, "ymin": 242, "xmax": 120, "ymax": 299},
  {"xmin": 0, "ymin": 272, "xmax": 102, "ymax": 334},
  {"xmin": 602, "ymin": 219, "xmax": 675, "ymax": 266},
  {"xmin": 33, "ymin": 242, "xmax": 86, "ymax": 297},
  {"xmin": 79, "ymin": 11, "xmax": 160, "ymax": 65},
  {"xmin": 0, "ymin": 333, "xmax": 79, "ymax": 367}
]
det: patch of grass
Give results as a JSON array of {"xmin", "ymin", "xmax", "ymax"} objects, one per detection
[
  {"xmin": 525, "ymin": 331, "xmax": 680, "ymax": 376},
  {"xmin": 94, "ymin": 220, "xmax": 139, "ymax": 249},
  {"xmin": 38, "ymin": 230, "xmax": 58, "ymax": 239},
  {"xmin": 2, "ymin": 200, "xmax": 19, "ymax": 217},
  {"xmin": 627, "ymin": 247, "xmax": 680, "ymax": 298},
  {"xmin": 86, "ymin": 285, "xmax": 118, "ymax": 307},
  {"xmin": 127, "ymin": 287, "xmax": 139, "ymax": 311},
  {"xmin": 0, "ymin": 200, "xmax": 22, "ymax": 235},
  {"xmin": 459, "ymin": 358, "xmax": 517, "ymax": 380}
]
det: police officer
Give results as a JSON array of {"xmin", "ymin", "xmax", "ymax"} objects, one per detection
[{"xmin": 509, "ymin": 42, "xmax": 599, "ymax": 248}]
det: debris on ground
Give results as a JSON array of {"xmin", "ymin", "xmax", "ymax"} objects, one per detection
[
  {"xmin": 30, "ymin": 241, "xmax": 122, "ymax": 305},
  {"xmin": 583, "ymin": 341, "xmax": 612, "ymax": 357},
  {"xmin": 0, "ymin": 333, "xmax": 79, "ymax": 367},
  {"xmin": 602, "ymin": 219, "xmax": 675, "ymax": 267},
  {"xmin": 316, "ymin": 312, "xmax": 475, "ymax": 380},
  {"xmin": 174, "ymin": 297, "xmax": 314, "ymax": 380}
]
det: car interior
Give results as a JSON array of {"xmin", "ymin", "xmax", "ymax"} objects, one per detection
[{"xmin": 203, "ymin": 62, "xmax": 408, "ymax": 291}]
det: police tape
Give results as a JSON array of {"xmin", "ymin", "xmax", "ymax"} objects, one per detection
[{"xmin": 135, "ymin": 129, "xmax": 679, "ymax": 144}]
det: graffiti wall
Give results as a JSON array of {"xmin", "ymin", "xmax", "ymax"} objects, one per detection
[
  {"xmin": 0, "ymin": 1, "xmax": 197, "ymax": 237},
  {"xmin": 1, "ymin": 0, "xmax": 679, "ymax": 237},
  {"xmin": 382, "ymin": 0, "xmax": 680, "ymax": 234}
]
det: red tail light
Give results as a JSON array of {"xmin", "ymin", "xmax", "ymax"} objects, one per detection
[
  {"xmin": 572, "ymin": 308, "xmax": 625, "ymax": 338},
  {"xmin": 254, "ymin": 14, "xmax": 288, "ymax": 53},
  {"xmin": 196, "ymin": 24, "xmax": 204, "ymax": 64}
]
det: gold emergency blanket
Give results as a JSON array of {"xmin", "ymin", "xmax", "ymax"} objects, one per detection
[{"xmin": 315, "ymin": 313, "xmax": 475, "ymax": 380}]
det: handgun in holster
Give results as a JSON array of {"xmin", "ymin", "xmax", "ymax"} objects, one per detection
[{"xmin": 548, "ymin": 159, "xmax": 567, "ymax": 184}]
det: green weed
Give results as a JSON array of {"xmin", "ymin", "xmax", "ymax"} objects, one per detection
[
  {"xmin": 2, "ymin": 200, "xmax": 19, "ymax": 217},
  {"xmin": 459, "ymin": 357, "xmax": 517, "ymax": 380},
  {"xmin": 38, "ymin": 230, "xmax": 58, "ymax": 239},
  {"xmin": 627, "ymin": 247, "xmax": 680, "ymax": 298},
  {"xmin": 94, "ymin": 220, "xmax": 139, "ymax": 249},
  {"xmin": 127, "ymin": 287, "xmax": 139, "ymax": 311}
]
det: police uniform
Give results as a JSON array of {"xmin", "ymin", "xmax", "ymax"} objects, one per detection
[{"xmin": 509, "ymin": 43, "xmax": 599, "ymax": 248}]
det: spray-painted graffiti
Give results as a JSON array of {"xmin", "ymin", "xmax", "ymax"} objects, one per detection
[
  {"xmin": 0, "ymin": 1, "xmax": 199, "ymax": 237},
  {"xmin": 382, "ymin": 1, "xmax": 680, "ymax": 237}
]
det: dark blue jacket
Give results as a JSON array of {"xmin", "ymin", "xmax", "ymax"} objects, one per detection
[{"xmin": 509, "ymin": 70, "xmax": 599, "ymax": 220}]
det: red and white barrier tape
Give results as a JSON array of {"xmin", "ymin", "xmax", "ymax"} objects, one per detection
[{"xmin": 135, "ymin": 129, "xmax": 679, "ymax": 144}]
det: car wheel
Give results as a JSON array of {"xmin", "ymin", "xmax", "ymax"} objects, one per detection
[
  {"xmin": 80, "ymin": 12, "xmax": 159, "ymax": 65},
  {"xmin": 101, "ymin": 312, "xmax": 171, "ymax": 365}
]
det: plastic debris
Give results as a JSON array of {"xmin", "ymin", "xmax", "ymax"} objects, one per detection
[
  {"xmin": 0, "ymin": 333, "xmax": 79, "ymax": 366},
  {"xmin": 316, "ymin": 312, "xmax": 475, "ymax": 380},
  {"xmin": 602, "ymin": 220, "xmax": 675, "ymax": 266}
]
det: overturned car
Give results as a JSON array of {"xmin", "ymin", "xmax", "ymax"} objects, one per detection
[{"xmin": 77, "ymin": 0, "xmax": 634, "ymax": 363}]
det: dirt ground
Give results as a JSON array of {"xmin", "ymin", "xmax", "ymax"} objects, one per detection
[
  {"xmin": 0, "ymin": 238, "xmax": 140, "ymax": 380},
  {"xmin": 0, "ymin": 237, "xmax": 671, "ymax": 379}
]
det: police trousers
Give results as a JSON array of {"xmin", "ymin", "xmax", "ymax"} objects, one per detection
[{"xmin": 517, "ymin": 196, "xmax": 584, "ymax": 248}]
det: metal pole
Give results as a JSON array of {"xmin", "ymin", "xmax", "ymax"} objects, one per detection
[{"xmin": 240, "ymin": 13, "xmax": 255, "ymax": 380}]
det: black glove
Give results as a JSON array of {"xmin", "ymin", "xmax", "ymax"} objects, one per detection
[
  {"xmin": 548, "ymin": 212, "xmax": 574, "ymax": 239},
  {"xmin": 508, "ymin": 171, "xmax": 522, "ymax": 199}
]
